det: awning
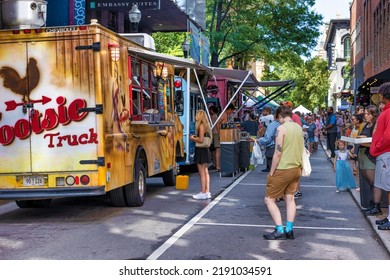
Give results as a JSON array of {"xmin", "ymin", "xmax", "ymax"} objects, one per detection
[
  {"xmin": 207, "ymin": 67, "xmax": 294, "ymax": 126},
  {"xmin": 208, "ymin": 67, "xmax": 262, "ymax": 87},
  {"xmin": 127, "ymin": 46, "xmax": 209, "ymax": 71},
  {"xmin": 256, "ymin": 93, "xmax": 279, "ymax": 108}
]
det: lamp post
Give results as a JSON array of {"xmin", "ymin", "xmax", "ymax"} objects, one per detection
[
  {"xmin": 128, "ymin": 4, "xmax": 141, "ymax": 33},
  {"xmin": 181, "ymin": 38, "xmax": 190, "ymax": 59}
]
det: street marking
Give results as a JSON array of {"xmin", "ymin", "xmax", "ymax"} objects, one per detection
[
  {"xmin": 195, "ymin": 222, "xmax": 365, "ymax": 231},
  {"xmin": 239, "ymin": 183, "xmax": 336, "ymax": 188},
  {"xmin": 146, "ymin": 170, "xmax": 252, "ymax": 260}
]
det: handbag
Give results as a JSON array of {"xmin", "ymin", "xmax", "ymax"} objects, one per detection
[
  {"xmin": 195, "ymin": 133, "xmax": 212, "ymax": 148},
  {"xmin": 301, "ymin": 145, "xmax": 312, "ymax": 177}
]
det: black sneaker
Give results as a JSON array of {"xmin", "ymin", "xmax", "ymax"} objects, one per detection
[
  {"xmin": 375, "ymin": 218, "xmax": 389, "ymax": 225},
  {"xmin": 378, "ymin": 220, "xmax": 390, "ymax": 230},
  {"xmin": 365, "ymin": 207, "xmax": 382, "ymax": 216},
  {"xmin": 263, "ymin": 230, "xmax": 286, "ymax": 240},
  {"xmin": 286, "ymin": 230, "xmax": 295, "ymax": 239},
  {"xmin": 294, "ymin": 191, "xmax": 302, "ymax": 198}
]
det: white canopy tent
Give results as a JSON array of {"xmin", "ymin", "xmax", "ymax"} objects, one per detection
[{"xmin": 293, "ymin": 105, "xmax": 312, "ymax": 114}]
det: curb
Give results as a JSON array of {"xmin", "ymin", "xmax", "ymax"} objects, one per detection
[{"xmin": 320, "ymin": 139, "xmax": 390, "ymax": 255}]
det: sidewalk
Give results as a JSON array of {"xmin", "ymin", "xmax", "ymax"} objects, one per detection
[{"xmin": 320, "ymin": 140, "xmax": 390, "ymax": 253}]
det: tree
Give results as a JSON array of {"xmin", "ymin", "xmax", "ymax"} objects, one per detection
[
  {"xmin": 153, "ymin": 32, "xmax": 187, "ymax": 57},
  {"xmin": 206, "ymin": 0, "xmax": 323, "ymax": 67},
  {"xmin": 262, "ymin": 53, "xmax": 329, "ymax": 111}
]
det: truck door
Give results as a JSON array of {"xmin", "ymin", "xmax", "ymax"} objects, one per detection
[{"xmin": 0, "ymin": 38, "xmax": 99, "ymax": 174}]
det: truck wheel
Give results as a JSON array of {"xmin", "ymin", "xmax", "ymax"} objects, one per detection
[
  {"xmin": 15, "ymin": 200, "xmax": 34, "ymax": 208},
  {"xmin": 15, "ymin": 199, "xmax": 51, "ymax": 208},
  {"xmin": 124, "ymin": 160, "xmax": 146, "ymax": 207},
  {"xmin": 162, "ymin": 169, "xmax": 176, "ymax": 186},
  {"xmin": 110, "ymin": 187, "xmax": 127, "ymax": 207}
]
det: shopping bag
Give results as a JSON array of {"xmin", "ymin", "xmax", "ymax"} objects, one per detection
[
  {"xmin": 251, "ymin": 141, "xmax": 264, "ymax": 166},
  {"xmin": 301, "ymin": 146, "xmax": 311, "ymax": 176}
]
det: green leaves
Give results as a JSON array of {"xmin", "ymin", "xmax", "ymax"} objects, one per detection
[{"xmin": 207, "ymin": 0, "xmax": 322, "ymax": 67}]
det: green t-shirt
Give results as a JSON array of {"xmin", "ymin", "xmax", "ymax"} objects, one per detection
[{"xmin": 278, "ymin": 121, "xmax": 304, "ymax": 169}]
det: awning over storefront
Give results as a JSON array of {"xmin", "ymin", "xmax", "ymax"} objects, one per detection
[{"xmin": 357, "ymin": 68, "xmax": 390, "ymax": 94}]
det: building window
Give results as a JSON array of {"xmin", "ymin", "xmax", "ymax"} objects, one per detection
[{"xmin": 342, "ymin": 35, "xmax": 351, "ymax": 58}]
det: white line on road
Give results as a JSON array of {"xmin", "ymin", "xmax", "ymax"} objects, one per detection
[
  {"xmin": 146, "ymin": 171, "xmax": 252, "ymax": 260},
  {"xmin": 239, "ymin": 183, "xmax": 336, "ymax": 188},
  {"xmin": 195, "ymin": 222, "xmax": 365, "ymax": 231}
]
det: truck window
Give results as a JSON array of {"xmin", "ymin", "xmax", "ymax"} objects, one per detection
[{"xmin": 130, "ymin": 57, "xmax": 158, "ymax": 116}]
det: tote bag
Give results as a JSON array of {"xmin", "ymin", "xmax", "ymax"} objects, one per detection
[
  {"xmin": 301, "ymin": 146, "xmax": 312, "ymax": 176},
  {"xmin": 195, "ymin": 133, "xmax": 212, "ymax": 148}
]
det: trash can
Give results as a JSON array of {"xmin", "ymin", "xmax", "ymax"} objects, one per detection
[{"xmin": 239, "ymin": 140, "xmax": 250, "ymax": 170}]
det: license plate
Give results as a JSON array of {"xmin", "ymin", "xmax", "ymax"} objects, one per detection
[{"xmin": 23, "ymin": 176, "xmax": 45, "ymax": 186}]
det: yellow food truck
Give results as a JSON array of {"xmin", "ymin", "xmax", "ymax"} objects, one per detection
[{"xmin": 0, "ymin": 20, "xmax": 187, "ymax": 208}]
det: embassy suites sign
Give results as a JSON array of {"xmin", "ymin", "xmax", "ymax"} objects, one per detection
[{"xmin": 88, "ymin": 0, "xmax": 160, "ymax": 10}]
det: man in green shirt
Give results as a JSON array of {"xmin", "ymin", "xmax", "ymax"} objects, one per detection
[{"xmin": 263, "ymin": 105, "xmax": 304, "ymax": 240}]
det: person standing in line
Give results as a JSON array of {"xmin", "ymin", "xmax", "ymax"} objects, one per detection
[
  {"xmin": 306, "ymin": 116, "xmax": 316, "ymax": 154},
  {"xmin": 355, "ymin": 105, "xmax": 380, "ymax": 215},
  {"xmin": 256, "ymin": 107, "xmax": 281, "ymax": 172},
  {"xmin": 313, "ymin": 115, "xmax": 322, "ymax": 152},
  {"xmin": 334, "ymin": 140, "xmax": 356, "ymax": 193},
  {"xmin": 280, "ymin": 101, "xmax": 302, "ymax": 126},
  {"xmin": 325, "ymin": 106, "xmax": 337, "ymax": 160},
  {"xmin": 190, "ymin": 110, "xmax": 212, "ymax": 200},
  {"xmin": 262, "ymin": 105, "xmax": 304, "ymax": 240},
  {"xmin": 209, "ymin": 105, "xmax": 221, "ymax": 171},
  {"xmin": 349, "ymin": 113, "xmax": 365, "ymax": 176},
  {"xmin": 259, "ymin": 107, "xmax": 274, "ymax": 128},
  {"xmin": 370, "ymin": 82, "xmax": 390, "ymax": 230}
]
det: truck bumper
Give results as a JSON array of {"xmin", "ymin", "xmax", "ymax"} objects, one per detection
[{"xmin": 0, "ymin": 186, "xmax": 106, "ymax": 200}]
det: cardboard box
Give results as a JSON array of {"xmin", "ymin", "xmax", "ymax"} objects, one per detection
[
  {"xmin": 341, "ymin": 136, "xmax": 372, "ymax": 144},
  {"xmin": 176, "ymin": 175, "xmax": 189, "ymax": 190}
]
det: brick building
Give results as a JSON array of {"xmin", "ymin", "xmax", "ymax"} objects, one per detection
[{"xmin": 351, "ymin": 0, "xmax": 390, "ymax": 107}]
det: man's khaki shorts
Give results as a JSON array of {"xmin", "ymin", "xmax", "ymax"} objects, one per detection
[{"xmin": 265, "ymin": 167, "xmax": 301, "ymax": 199}]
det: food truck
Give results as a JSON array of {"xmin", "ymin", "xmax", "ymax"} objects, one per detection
[{"xmin": 0, "ymin": 7, "xmax": 187, "ymax": 207}]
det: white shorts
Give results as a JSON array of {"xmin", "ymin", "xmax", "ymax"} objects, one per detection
[{"xmin": 374, "ymin": 152, "xmax": 390, "ymax": 191}]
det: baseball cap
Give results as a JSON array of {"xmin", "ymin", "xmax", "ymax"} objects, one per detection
[{"xmin": 281, "ymin": 100, "xmax": 293, "ymax": 109}]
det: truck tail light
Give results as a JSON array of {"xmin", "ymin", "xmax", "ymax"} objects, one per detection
[{"xmin": 80, "ymin": 175, "xmax": 90, "ymax": 185}]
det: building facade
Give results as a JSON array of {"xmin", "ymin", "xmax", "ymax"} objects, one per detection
[
  {"xmin": 324, "ymin": 19, "xmax": 351, "ymax": 110},
  {"xmin": 351, "ymin": 0, "xmax": 390, "ymax": 107},
  {"xmin": 1, "ymin": 0, "xmax": 206, "ymax": 33}
]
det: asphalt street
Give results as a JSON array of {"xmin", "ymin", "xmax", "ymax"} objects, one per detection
[{"xmin": 147, "ymin": 141, "xmax": 390, "ymax": 260}]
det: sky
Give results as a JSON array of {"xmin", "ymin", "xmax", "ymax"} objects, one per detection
[
  {"xmin": 313, "ymin": 0, "xmax": 351, "ymax": 22},
  {"xmin": 310, "ymin": 0, "xmax": 351, "ymax": 57}
]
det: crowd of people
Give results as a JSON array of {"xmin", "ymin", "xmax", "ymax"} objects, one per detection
[{"xmin": 189, "ymin": 83, "xmax": 390, "ymax": 237}]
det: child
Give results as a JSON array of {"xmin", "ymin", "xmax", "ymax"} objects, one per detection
[{"xmin": 334, "ymin": 140, "xmax": 357, "ymax": 193}]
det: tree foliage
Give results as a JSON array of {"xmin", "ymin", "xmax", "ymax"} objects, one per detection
[
  {"xmin": 206, "ymin": 0, "xmax": 323, "ymax": 67},
  {"xmin": 153, "ymin": 32, "xmax": 187, "ymax": 57},
  {"xmin": 262, "ymin": 53, "xmax": 329, "ymax": 111}
]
